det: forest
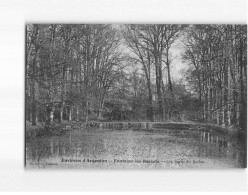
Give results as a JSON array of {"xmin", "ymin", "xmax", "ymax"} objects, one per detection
[{"xmin": 25, "ymin": 24, "xmax": 247, "ymax": 131}]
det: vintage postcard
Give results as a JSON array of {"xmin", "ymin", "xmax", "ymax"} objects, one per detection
[{"xmin": 25, "ymin": 24, "xmax": 247, "ymax": 168}]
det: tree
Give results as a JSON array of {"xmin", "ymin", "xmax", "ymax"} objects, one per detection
[
  {"xmin": 26, "ymin": 24, "xmax": 124, "ymax": 127},
  {"xmin": 182, "ymin": 25, "xmax": 247, "ymax": 130},
  {"xmin": 122, "ymin": 24, "xmax": 185, "ymax": 121}
]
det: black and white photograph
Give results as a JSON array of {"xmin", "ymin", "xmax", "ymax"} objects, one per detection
[
  {"xmin": 0, "ymin": 0, "xmax": 247, "ymax": 192},
  {"xmin": 25, "ymin": 24, "xmax": 247, "ymax": 169}
]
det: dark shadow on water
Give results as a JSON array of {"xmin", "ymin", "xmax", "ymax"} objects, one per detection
[{"xmin": 25, "ymin": 126, "xmax": 247, "ymax": 168}]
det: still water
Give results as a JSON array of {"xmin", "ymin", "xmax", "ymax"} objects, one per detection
[{"xmin": 25, "ymin": 127, "xmax": 246, "ymax": 168}]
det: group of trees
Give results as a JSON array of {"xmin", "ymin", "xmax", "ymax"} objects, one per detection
[
  {"xmin": 122, "ymin": 24, "xmax": 190, "ymax": 121},
  {"xmin": 25, "ymin": 24, "xmax": 247, "ymax": 130},
  {"xmin": 26, "ymin": 24, "xmax": 124, "ymax": 125},
  {"xmin": 183, "ymin": 25, "xmax": 247, "ymax": 130}
]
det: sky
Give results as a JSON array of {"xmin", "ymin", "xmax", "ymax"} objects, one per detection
[
  {"xmin": 118, "ymin": 26, "xmax": 190, "ymax": 85},
  {"xmin": 169, "ymin": 41, "xmax": 188, "ymax": 82}
]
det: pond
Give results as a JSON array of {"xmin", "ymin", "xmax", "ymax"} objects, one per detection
[{"xmin": 25, "ymin": 126, "xmax": 246, "ymax": 168}]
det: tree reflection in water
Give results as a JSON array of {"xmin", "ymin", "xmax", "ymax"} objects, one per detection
[{"xmin": 26, "ymin": 127, "xmax": 246, "ymax": 168}]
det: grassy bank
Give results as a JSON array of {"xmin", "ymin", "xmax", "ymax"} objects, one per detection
[{"xmin": 25, "ymin": 120, "xmax": 245, "ymax": 139}]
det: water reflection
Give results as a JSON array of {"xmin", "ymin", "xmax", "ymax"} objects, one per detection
[
  {"xmin": 199, "ymin": 131, "xmax": 246, "ymax": 167},
  {"xmin": 26, "ymin": 128, "xmax": 246, "ymax": 168}
]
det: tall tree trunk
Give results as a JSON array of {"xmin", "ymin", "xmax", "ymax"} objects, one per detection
[
  {"xmin": 76, "ymin": 106, "xmax": 79, "ymax": 121},
  {"xmin": 46, "ymin": 105, "xmax": 54, "ymax": 124},
  {"xmin": 58, "ymin": 102, "xmax": 65, "ymax": 122},
  {"xmin": 239, "ymin": 38, "xmax": 246, "ymax": 131},
  {"xmin": 147, "ymin": 82, "xmax": 154, "ymax": 121},
  {"xmin": 68, "ymin": 106, "xmax": 72, "ymax": 121},
  {"xmin": 223, "ymin": 58, "xmax": 229, "ymax": 126},
  {"xmin": 155, "ymin": 55, "xmax": 164, "ymax": 120},
  {"xmin": 98, "ymin": 97, "xmax": 105, "ymax": 119},
  {"xmin": 30, "ymin": 26, "xmax": 39, "ymax": 126},
  {"xmin": 31, "ymin": 64, "xmax": 38, "ymax": 126},
  {"xmin": 227, "ymin": 59, "xmax": 231, "ymax": 126},
  {"xmin": 166, "ymin": 48, "xmax": 173, "ymax": 93}
]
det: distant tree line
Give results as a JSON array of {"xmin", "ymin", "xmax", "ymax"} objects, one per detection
[
  {"xmin": 183, "ymin": 25, "xmax": 247, "ymax": 130},
  {"xmin": 25, "ymin": 24, "xmax": 247, "ymax": 131},
  {"xmin": 26, "ymin": 24, "xmax": 124, "ymax": 125},
  {"xmin": 122, "ymin": 24, "xmax": 187, "ymax": 121}
]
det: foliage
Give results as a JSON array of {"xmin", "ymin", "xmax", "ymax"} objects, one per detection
[{"xmin": 25, "ymin": 24, "xmax": 247, "ymax": 131}]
